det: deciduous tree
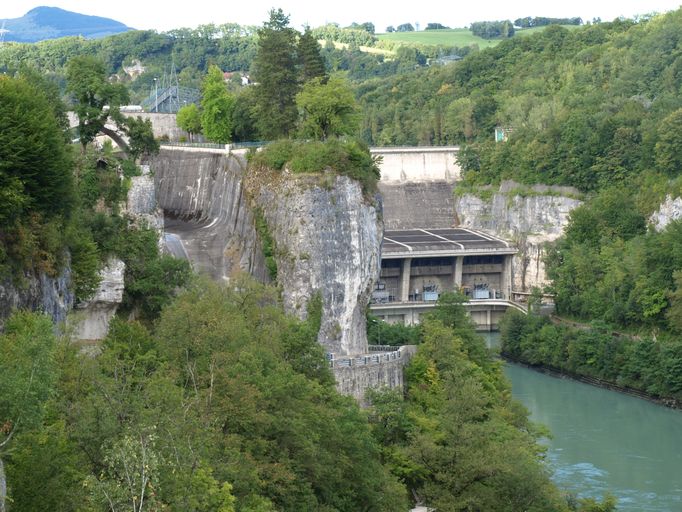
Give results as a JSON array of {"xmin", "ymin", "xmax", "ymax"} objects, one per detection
[
  {"xmin": 296, "ymin": 76, "xmax": 359, "ymax": 140},
  {"xmin": 176, "ymin": 103, "xmax": 202, "ymax": 141},
  {"xmin": 200, "ymin": 65, "xmax": 236, "ymax": 143}
]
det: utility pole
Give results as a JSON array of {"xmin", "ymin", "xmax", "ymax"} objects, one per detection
[{"xmin": 153, "ymin": 77, "xmax": 158, "ymax": 113}]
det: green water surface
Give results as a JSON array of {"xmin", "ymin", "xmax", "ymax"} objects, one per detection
[{"xmin": 485, "ymin": 333, "xmax": 682, "ymax": 510}]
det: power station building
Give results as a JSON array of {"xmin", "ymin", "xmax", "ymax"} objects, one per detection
[{"xmin": 370, "ymin": 228, "xmax": 518, "ymax": 330}]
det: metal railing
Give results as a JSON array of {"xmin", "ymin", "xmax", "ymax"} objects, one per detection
[
  {"xmin": 159, "ymin": 141, "xmax": 269, "ymax": 151},
  {"xmin": 327, "ymin": 348, "xmax": 403, "ymax": 368}
]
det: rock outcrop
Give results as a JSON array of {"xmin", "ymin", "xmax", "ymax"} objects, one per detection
[
  {"xmin": 454, "ymin": 182, "xmax": 582, "ymax": 291},
  {"xmin": 124, "ymin": 164, "xmax": 164, "ymax": 232},
  {"xmin": 249, "ymin": 170, "xmax": 382, "ymax": 356},
  {"xmin": 650, "ymin": 195, "xmax": 682, "ymax": 232},
  {"xmin": 0, "ymin": 265, "xmax": 74, "ymax": 329},
  {"xmin": 72, "ymin": 259, "xmax": 125, "ymax": 340},
  {"xmin": 147, "ymin": 148, "xmax": 405, "ymax": 398}
]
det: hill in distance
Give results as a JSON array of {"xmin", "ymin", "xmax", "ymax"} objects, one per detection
[{"xmin": 0, "ymin": 6, "xmax": 132, "ymax": 42}]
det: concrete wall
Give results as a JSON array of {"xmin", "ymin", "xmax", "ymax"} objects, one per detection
[
  {"xmin": 127, "ymin": 112, "xmax": 186, "ymax": 141},
  {"xmin": 378, "ymin": 181, "xmax": 457, "ymax": 230},
  {"xmin": 68, "ymin": 112, "xmax": 189, "ymax": 142},
  {"xmin": 332, "ymin": 346, "xmax": 416, "ymax": 402},
  {"xmin": 372, "ymin": 146, "xmax": 461, "ymax": 183}
]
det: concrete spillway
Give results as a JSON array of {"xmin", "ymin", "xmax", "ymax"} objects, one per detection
[
  {"xmin": 151, "ymin": 149, "xmax": 269, "ymax": 283},
  {"xmin": 379, "ymin": 181, "xmax": 457, "ymax": 230}
]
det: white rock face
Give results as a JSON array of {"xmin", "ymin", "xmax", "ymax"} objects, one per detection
[
  {"xmin": 455, "ymin": 183, "xmax": 582, "ymax": 291},
  {"xmin": 73, "ymin": 259, "xmax": 125, "ymax": 341},
  {"xmin": 650, "ymin": 195, "xmax": 682, "ymax": 232},
  {"xmin": 254, "ymin": 174, "xmax": 382, "ymax": 356},
  {"xmin": 124, "ymin": 165, "xmax": 164, "ymax": 232}
]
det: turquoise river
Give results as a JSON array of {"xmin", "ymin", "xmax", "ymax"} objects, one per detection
[{"xmin": 484, "ymin": 333, "xmax": 682, "ymax": 511}]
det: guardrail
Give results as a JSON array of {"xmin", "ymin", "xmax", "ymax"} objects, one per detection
[
  {"xmin": 159, "ymin": 141, "xmax": 268, "ymax": 151},
  {"xmin": 368, "ymin": 345, "xmax": 399, "ymax": 352},
  {"xmin": 327, "ymin": 348, "xmax": 404, "ymax": 368}
]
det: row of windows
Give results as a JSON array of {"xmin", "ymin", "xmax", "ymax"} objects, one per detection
[{"xmin": 381, "ymin": 255, "xmax": 504, "ymax": 268}]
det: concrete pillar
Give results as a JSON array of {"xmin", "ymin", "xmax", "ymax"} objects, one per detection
[
  {"xmin": 486, "ymin": 309, "xmax": 492, "ymax": 331},
  {"xmin": 502, "ymin": 255, "xmax": 512, "ymax": 299},
  {"xmin": 454, "ymin": 256, "xmax": 463, "ymax": 289},
  {"xmin": 399, "ymin": 258, "xmax": 412, "ymax": 302}
]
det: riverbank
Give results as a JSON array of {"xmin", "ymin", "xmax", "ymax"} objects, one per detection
[
  {"xmin": 501, "ymin": 353, "xmax": 682, "ymax": 410},
  {"xmin": 499, "ymin": 311, "xmax": 682, "ymax": 410}
]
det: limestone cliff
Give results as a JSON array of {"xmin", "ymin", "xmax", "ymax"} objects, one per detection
[
  {"xmin": 0, "ymin": 265, "xmax": 74, "ymax": 329},
  {"xmin": 124, "ymin": 165, "xmax": 164, "ymax": 232},
  {"xmin": 650, "ymin": 195, "xmax": 682, "ymax": 232},
  {"xmin": 248, "ymin": 170, "xmax": 382, "ymax": 356},
  {"xmin": 72, "ymin": 165, "xmax": 163, "ymax": 341},
  {"xmin": 454, "ymin": 182, "xmax": 582, "ymax": 291},
  {"xmin": 151, "ymin": 149, "xmax": 268, "ymax": 282},
  {"xmin": 72, "ymin": 259, "xmax": 125, "ymax": 340}
]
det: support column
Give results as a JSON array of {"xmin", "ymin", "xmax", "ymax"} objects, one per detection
[
  {"xmin": 486, "ymin": 309, "xmax": 492, "ymax": 331},
  {"xmin": 502, "ymin": 255, "xmax": 512, "ymax": 299},
  {"xmin": 399, "ymin": 258, "xmax": 412, "ymax": 302},
  {"xmin": 454, "ymin": 256, "xmax": 463, "ymax": 290}
]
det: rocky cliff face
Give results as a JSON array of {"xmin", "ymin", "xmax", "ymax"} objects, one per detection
[
  {"xmin": 72, "ymin": 166, "xmax": 162, "ymax": 341},
  {"xmin": 0, "ymin": 265, "xmax": 74, "ymax": 329},
  {"xmin": 72, "ymin": 259, "xmax": 125, "ymax": 341},
  {"xmin": 150, "ymin": 149, "xmax": 268, "ymax": 282},
  {"xmin": 249, "ymin": 171, "xmax": 382, "ymax": 356},
  {"xmin": 124, "ymin": 165, "xmax": 164, "ymax": 232},
  {"xmin": 454, "ymin": 182, "xmax": 582, "ymax": 291},
  {"xmin": 650, "ymin": 195, "xmax": 682, "ymax": 232}
]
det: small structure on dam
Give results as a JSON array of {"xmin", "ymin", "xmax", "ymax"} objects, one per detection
[{"xmin": 370, "ymin": 228, "xmax": 520, "ymax": 330}]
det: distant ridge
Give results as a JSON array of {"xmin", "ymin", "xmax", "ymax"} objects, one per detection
[{"xmin": 0, "ymin": 6, "xmax": 132, "ymax": 43}]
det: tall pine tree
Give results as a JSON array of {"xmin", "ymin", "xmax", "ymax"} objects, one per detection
[
  {"xmin": 251, "ymin": 9, "xmax": 299, "ymax": 139},
  {"xmin": 298, "ymin": 27, "xmax": 327, "ymax": 84}
]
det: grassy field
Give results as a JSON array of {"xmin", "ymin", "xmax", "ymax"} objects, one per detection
[
  {"xmin": 376, "ymin": 25, "xmax": 582, "ymax": 48},
  {"xmin": 377, "ymin": 28, "xmax": 499, "ymax": 49}
]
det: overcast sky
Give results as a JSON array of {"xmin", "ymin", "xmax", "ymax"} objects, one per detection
[{"xmin": 3, "ymin": 1, "xmax": 682, "ymax": 32}]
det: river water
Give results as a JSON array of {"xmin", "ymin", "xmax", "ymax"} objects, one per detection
[{"xmin": 483, "ymin": 333, "xmax": 682, "ymax": 511}]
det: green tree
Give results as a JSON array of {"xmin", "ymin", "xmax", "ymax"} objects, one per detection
[
  {"xmin": 298, "ymin": 27, "xmax": 326, "ymax": 83},
  {"xmin": 0, "ymin": 75, "xmax": 74, "ymax": 223},
  {"xmin": 655, "ymin": 108, "xmax": 682, "ymax": 176},
  {"xmin": 177, "ymin": 103, "xmax": 202, "ymax": 141},
  {"xmin": 67, "ymin": 56, "xmax": 159, "ymax": 159},
  {"xmin": 0, "ymin": 312, "xmax": 58, "ymax": 512},
  {"xmin": 251, "ymin": 9, "xmax": 300, "ymax": 138},
  {"xmin": 200, "ymin": 65, "xmax": 236, "ymax": 144},
  {"xmin": 370, "ymin": 316, "xmax": 568, "ymax": 511},
  {"xmin": 66, "ymin": 56, "xmax": 129, "ymax": 151},
  {"xmin": 296, "ymin": 76, "xmax": 359, "ymax": 140},
  {"xmin": 124, "ymin": 116, "xmax": 160, "ymax": 159}
]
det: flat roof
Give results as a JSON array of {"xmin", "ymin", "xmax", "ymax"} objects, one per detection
[{"xmin": 382, "ymin": 228, "xmax": 516, "ymax": 258}]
